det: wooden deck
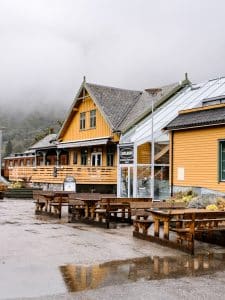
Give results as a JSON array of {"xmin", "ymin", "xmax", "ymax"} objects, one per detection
[{"xmin": 8, "ymin": 165, "xmax": 117, "ymax": 184}]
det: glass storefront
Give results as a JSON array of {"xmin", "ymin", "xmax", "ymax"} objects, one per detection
[{"xmin": 119, "ymin": 164, "xmax": 169, "ymax": 199}]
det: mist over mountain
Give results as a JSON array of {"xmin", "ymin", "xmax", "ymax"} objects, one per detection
[{"xmin": 0, "ymin": 102, "xmax": 67, "ymax": 156}]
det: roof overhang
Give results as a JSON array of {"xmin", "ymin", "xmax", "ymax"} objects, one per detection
[
  {"xmin": 164, "ymin": 121, "xmax": 225, "ymax": 131},
  {"xmin": 58, "ymin": 138, "xmax": 110, "ymax": 149}
]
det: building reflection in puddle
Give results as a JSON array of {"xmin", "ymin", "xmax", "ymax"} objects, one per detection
[{"xmin": 60, "ymin": 253, "xmax": 225, "ymax": 293}]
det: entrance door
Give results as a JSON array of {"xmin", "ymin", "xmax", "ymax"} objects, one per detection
[
  {"xmin": 119, "ymin": 166, "xmax": 133, "ymax": 197},
  {"xmin": 91, "ymin": 152, "xmax": 102, "ymax": 166}
]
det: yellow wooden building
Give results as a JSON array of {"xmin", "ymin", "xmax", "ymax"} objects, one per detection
[
  {"xmin": 6, "ymin": 78, "xmax": 146, "ymax": 192},
  {"xmin": 165, "ymin": 100, "xmax": 225, "ymax": 196},
  {"xmin": 5, "ymin": 77, "xmax": 188, "ymax": 193}
]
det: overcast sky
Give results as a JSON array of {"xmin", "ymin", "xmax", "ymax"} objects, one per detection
[{"xmin": 1, "ymin": 0, "xmax": 225, "ymax": 110}]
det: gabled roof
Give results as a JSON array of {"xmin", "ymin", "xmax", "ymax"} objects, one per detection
[
  {"xmin": 164, "ymin": 104, "xmax": 225, "ymax": 130},
  {"xmin": 57, "ymin": 79, "xmax": 188, "ymax": 139},
  {"xmin": 85, "ymin": 83, "xmax": 141, "ymax": 131},
  {"xmin": 29, "ymin": 134, "xmax": 57, "ymax": 150},
  {"xmin": 119, "ymin": 82, "xmax": 182, "ymax": 132},
  {"xmin": 57, "ymin": 81, "xmax": 142, "ymax": 138}
]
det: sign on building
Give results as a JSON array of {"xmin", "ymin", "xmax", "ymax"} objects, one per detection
[
  {"xmin": 63, "ymin": 176, "xmax": 76, "ymax": 191},
  {"xmin": 119, "ymin": 144, "xmax": 134, "ymax": 164}
]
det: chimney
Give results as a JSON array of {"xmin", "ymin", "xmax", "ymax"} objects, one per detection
[{"xmin": 145, "ymin": 88, "xmax": 162, "ymax": 96}]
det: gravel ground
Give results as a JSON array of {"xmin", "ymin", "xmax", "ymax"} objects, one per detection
[{"xmin": 1, "ymin": 199, "xmax": 225, "ymax": 300}]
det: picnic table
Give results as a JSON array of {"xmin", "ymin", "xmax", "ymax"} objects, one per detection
[
  {"xmin": 34, "ymin": 191, "xmax": 74, "ymax": 218},
  {"xmin": 68, "ymin": 193, "xmax": 101, "ymax": 221},
  {"xmin": 133, "ymin": 208, "xmax": 225, "ymax": 254},
  {"xmin": 96, "ymin": 201, "xmax": 131, "ymax": 227}
]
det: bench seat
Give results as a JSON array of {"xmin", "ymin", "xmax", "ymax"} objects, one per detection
[{"xmin": 133, "ymin": 218, "xmax": 154, "ymax": 235}]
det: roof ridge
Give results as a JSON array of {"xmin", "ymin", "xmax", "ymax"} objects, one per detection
[{"xmin": 86, "ymin": 82, "xmax": 141, "ymax": 93}]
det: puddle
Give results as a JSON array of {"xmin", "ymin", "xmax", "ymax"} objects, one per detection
[
  {"xmin": 60, "ymin": 253, "xmax": 225, "ymax": 293},
  {"xmin": 0, "ymin": 221, "xmax": 21, "ymax": 225},
  {"xmin": 1, "ymin": 199, "xmax": 225, "ymax": 299},
  {"xmin": 72, "ymin": 225, "xmax": 88, "ymax": 231}
]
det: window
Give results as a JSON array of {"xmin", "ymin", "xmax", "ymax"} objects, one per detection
[
  {"xmin": 91, "ymin": 152, "xmax": 102, "ymax": 166},
  {"xmin": 220, "ymin": 141, "xmax": 225, "ymax": 180},
  {"xmin": 73, "ymin": 151, "xmax": 77, "ymax": 164},
  {"xmin": 107, "ymin": 147, "xmax": 114, "ymax": 166},
  {"xmin": 81, "ymin": 148, "xmax": 88, "ymax": 165},
  {"xmin": 80, "ymin": 112, "xmax": 86, "ymax": 129},
  {"xmin": 90, "ymin": 109, "xmax": 96, "ymax": 128}
]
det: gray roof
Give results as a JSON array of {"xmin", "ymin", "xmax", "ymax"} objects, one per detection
[
  {"xmin": 85, "ymin": 82, "xmax": 141, "ymax": 130},
  {"xmin": 29, "ymin": 134, "xmax": 57, "ymax": 150},
  {"xmin": 58, "ymin": 80, "xmax": 185, "ymax": 138},
  {"xmin": 119, "ymin": 82, "xmax": 181, "ymax": 132},
  {"xmin": 164, "ymin": 106, "xmax": 225, "ymax": 130}
]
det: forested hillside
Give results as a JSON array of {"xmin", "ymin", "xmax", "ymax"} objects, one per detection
[{"xmin": 0, "ymin": 105, "xmax": 66, "ymax": 157}]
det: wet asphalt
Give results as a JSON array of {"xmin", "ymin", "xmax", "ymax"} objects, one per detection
[{"xmin": 1, "ymin": 199, "xmax": 225, "ymax": 300}]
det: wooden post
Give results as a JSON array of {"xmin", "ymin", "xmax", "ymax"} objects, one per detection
[
  {"xmin": 164, "ymin": 220, "xmax": 169, "ymax": 240},
  {"xmin": 58, "ymin": 195, "xmax": 62, "ymax": 218},
  {"xmin": 154, "ymin": 218, "xmax": 160, "ymax": 237},
  {"xmin": 84, "ymin": 204, "xmax": 88, "ymax": 218},
  {"xmin": 153, "ymin": 256, "xmax": 160, "ymax": 273}
]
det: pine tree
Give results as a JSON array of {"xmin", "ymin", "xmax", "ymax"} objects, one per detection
[{"xmin": 5, "ymin": 139, "xmax": 13, "ymax": 156}]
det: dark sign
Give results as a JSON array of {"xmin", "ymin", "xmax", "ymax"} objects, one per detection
[{"xmin": 119, "ymin": 145, "xmax": 134, "ymax": 164}]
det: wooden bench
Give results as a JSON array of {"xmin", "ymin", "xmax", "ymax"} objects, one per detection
[
  {"xmin": 34, "ymin": 192, "xmax": 54, "ymax": 214},
  {"xmin": 95, "ymin": 202, "xmax": 131, "ymax": 228},
  {"xmin": 93, "ymin": 198, "xmax": 151, "ymax": 228},
  {"xmin": 170, "ymin": 213, "xmax": 225, "ymax": 254},
  {"xmin": 68, "ymin": 199, "xmax": 85, "ymax": 222},
  {"xmin": 132, "ymin": 201, "xmax": 187, "ymax": 236}
]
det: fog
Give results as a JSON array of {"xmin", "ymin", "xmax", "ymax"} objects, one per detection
[{"xmin": 1, "ymin": 0, "xmax": 225, "ymax": 112}]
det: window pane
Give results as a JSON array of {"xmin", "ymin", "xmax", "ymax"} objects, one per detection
[
  {"xmin": 92, "ymin": 155, "xmax": 95, "ymax": 166},
  {"xmin": 97, "ymin": 154, "xmax": 101, "ymax": 166},
  {"xmin": 73, "ymin": 151, "xmax": 77, "ymax": 164},
  {"xmin": 220, "ymin": 142, "xmax": 225, "ymax": 180},
  {"xmin": 90, "ymin": 110, "xmax": 96, "ymax": 128},
  {"xmin": 81, "ymin": 148, "xmax": 88, "ymax": 165},
  {"xmin": 80, "ymin": 112, "xmax": 86, "ymax": 129}
]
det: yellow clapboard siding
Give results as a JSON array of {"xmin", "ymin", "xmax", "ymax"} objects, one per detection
[
  {"xmin": 62, "ymin": 95, "xmax": 112, "ymax": 142},
  {"xmin": 172, "ymin": 126, "xmax": 225, "ymax": 192}
]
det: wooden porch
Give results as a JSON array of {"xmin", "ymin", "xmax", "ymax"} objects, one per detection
[{"xmin": 8, "ymin": 165, "xmax": 117, "ymax": 184}]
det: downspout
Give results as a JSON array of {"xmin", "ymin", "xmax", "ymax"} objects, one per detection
[{"xmin": 170, "ymin": 131, "xmax": 174, "ymax": 197}]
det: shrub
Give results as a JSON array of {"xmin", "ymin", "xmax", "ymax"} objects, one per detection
[
  {"xmin": 187, "ymin": 195, "xmax": 216, "ymax": 209},
  {"xmin": 206, "ymin": 204, "xmax": 218, "ymax": 211}
]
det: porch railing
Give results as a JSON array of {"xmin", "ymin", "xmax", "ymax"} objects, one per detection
[{"xmin": 8, "ymin": 165, "xmax": 117, "ymax": 184}]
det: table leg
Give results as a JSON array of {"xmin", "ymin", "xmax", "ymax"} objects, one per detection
[
  {"xmin": 84, "ymin": 204, "xmax": 89, "ymax": 218},
  {"xmin": 164, "ymin": 221, "xmax": 169, "ymax": 240},
  {"xmin": 90, "ymin": 205, "xmax": 95, "ymax": 219},
  {"xmin": 58, "ymin": 203, "xmax": 62, "ymax": 219},
  {"xmin": 45, "ymin": 200, "xmax": 48, "ymax": 212},
  {"xmin": 154, "ymin": 219, "xmax": 159, "ymax": 237}
]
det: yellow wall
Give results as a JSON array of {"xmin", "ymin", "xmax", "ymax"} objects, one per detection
[
  {"xmin": 61, "ymin": 95, "xmax": 112, "ymax": 142},
  {"xmin": 137, "ymin": 143, "xmax": 150, "ymax": 164},
  {"xmin": 172, "ymin": 126, "xmax": 225, "ymax": 192}
]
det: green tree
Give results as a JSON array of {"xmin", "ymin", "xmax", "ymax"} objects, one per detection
[{"xmin": 4, "ymin": 139, "xmax": 13, "ymax": 156}]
